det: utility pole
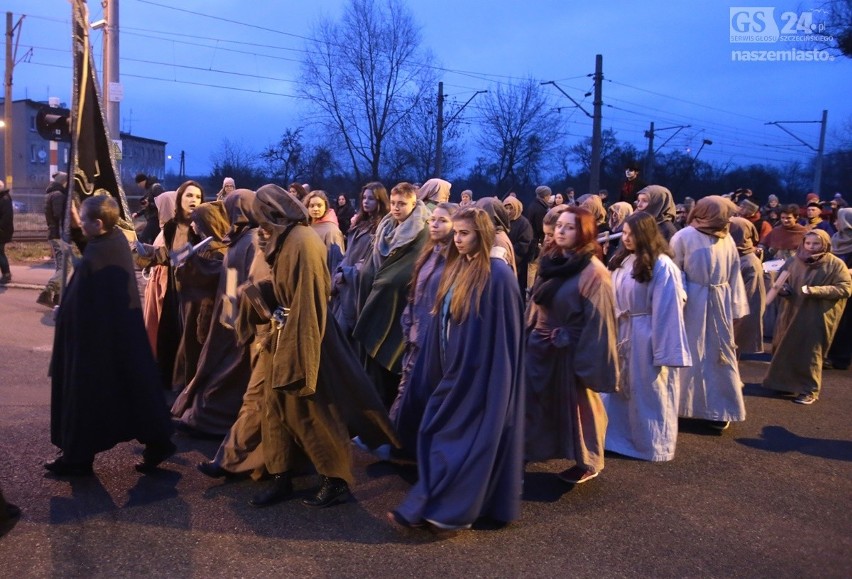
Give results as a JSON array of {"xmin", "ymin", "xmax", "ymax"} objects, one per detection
[
  {"xmin": 644, "ymin": 122, "xmax": 654, "ymax": 182},
  {"xmin": 434, "ymin": 84, "xmax": 487, "ymax": 179},
  {"xmin": 813, "ymin": 109, "xmax": 828, "ymax": 196},
  {"xmin": 102, "ymin": 0, "xmax": 120, "ymax": 144},
  {"xmin": 435, "ymin": 81, "xmax": 444, "ymax": 178},
  {"xmin": 644, "ymin": 123, "xmax": 690, "ymax": 183},
  {"xmin": 589, "ymin": 54, "xmax": 603, "ymax": 195},
  {"xmin": 4, "ymin": 13, "xmax": 24, "ymax": 188},
  {"xmin": 765, "ymin": 110, "xmax": 828, "ymax": 196}
]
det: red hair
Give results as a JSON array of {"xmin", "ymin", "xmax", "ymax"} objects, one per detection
[{"xmin": 543, "ymin": 206, "xmax": 601, "ymax": 258}]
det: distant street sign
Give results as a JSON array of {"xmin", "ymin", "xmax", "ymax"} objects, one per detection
[{"xmin": 108, "ymin": 82, "xmax": 124, "ymax": 102}]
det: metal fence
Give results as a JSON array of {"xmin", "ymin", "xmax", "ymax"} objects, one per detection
[{"xmin": 11, "ymin": 192, "xmax": 145, "ymax": 240}]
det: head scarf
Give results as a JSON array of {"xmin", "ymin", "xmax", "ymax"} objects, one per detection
[
  {"xmin": 191, "ymin": 201, "xmax": 231, "ymax": 252},
  {"xmin": 418, "ymin": 178, "xmax": 452, "ymax": 204},
  {"xmin": 579, "ymin": 194, "xmax": 606, "ymax": 225},
  {"xmin": 222, "ymin": 188, "xmax": 258, "ymax": 245},
  {"xmin": 608, "ymin": 202, "xmax": 633, "ymax": 232},
  {"xmin": 728, "ymin": 216, "xmax": 759, "ymax": 256},
  {"xmin": 253, "ymin": 184, "xmax": 310, "ymax": 262},
  {"xmin": 475, "ymin": 197, "xmax": 510, "ymax": 232},
  {"xmin": 799, "ymin": 228, "xmax": 831, "ymax": 264},
  {"xmin": 503, "ymin": 196, "xmax": 523, "ymax": 221},
  {"xmin": 688, "ymin": 195, "xmax": 738, "ymax": 238},
  {"xmin": 637, "ymin": 185, "xmax": 677, "ymax": 225},
  {"xmin": 155, "ymin": 191, "xmax": 177, "ymax": 228},
  {"xmin": 831, "ymin": 207, "xmax": 852, "ymax": 256}
]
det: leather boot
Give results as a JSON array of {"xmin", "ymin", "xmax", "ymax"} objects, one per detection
[
  {"xmin": 249, "ymin": 473, "xmax": 294, "ymax": 508},
  {"xmin": 302, "ymin": 476, "xmax": 350, "ymax": 508}
]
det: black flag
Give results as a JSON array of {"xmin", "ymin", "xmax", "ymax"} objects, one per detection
[{"xmin": 69, "ymin": 0, "xmax": 134, "ymax": 235}]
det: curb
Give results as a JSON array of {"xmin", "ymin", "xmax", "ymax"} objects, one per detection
[{"xmin": 1, "ymin": 283, "xmax": 43, "ymax": 291}]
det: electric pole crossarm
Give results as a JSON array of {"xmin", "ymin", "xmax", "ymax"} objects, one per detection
[
  {"xmin": 765, "ymin": 121, "xmax": 818, "ymax": 151},
  {"xmin": 540, "ymin": 81, "xmax": 592, "ymax": 119},
  {"xmin": 445, "ymin": 89, "xmax": 487, "ymax": 127},
  {"xmin": 653, "ymin": 125, "xmax": 691, "ymax": 155}
]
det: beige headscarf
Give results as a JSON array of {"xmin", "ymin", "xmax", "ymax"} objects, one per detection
[
  {"xmin": 579, "ymin": 194, "xmax": 606, "ymax": 225},
  {"xmin": 688, "ymin": 195, "xmax": 738, "ymax": 238},
  {"xmin": 155, "ymin": 191, "xmax": 177, "ymax": 228},
  {"xmin": 608, "ymin": 201, "xmax": 633, "ymax": 231},
  {"xmin": 503, "ymin": 196, "xmax": 524, "ymax": 221},
  {"xmin": 417, "ymin": 178, "xmax": 452, "ymax": 204}
]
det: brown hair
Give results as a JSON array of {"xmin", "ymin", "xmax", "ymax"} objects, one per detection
[
  {"xmin": 433, "ymin": 207, "xmax": 495, "ymax": 323},
  {"xmin": 391, "ymin": 182, "xmax": 419, "ymax": 200},
  {"xmin": 303, "ymin": 190, "xmax": 330, "ymax": 221},
  {"xmin": 408, "ymin": 203, "xmax": 459, "ymax": 303},
  {"xmin": 175, "ymin": 180, "xmax": 204, "ymax": 223},
  {"xmin": 81, "ymin": 195, "xmax": 120, "ymax": 232},
  {"xmin": 608, "ymin": 211, "xmax": 673, "ymax": 283},
  {"xmin": 352, "ymin": 181, "xmax": 389, "ymax": 233}
]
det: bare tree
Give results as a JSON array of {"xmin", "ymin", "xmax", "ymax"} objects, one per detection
[
  {"xmin": 261, "ymin": 128, "xmax": 305, "ymax": 184},
  {"xmin": 387, "ymin": 93, "xmax": 465, "ymax": 181},
  {"xmin": 477, "ymin": 78, "xmax": 563, "ymax": 196},
  {"xmin": 300, "ymin": 0, "xmax": 435, "ymax": 183},
  {"xmin": 210, "ymin": 138, "xmax": 265, "ymax": 189}
]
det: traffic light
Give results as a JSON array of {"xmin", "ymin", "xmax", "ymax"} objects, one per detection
[{"xmin": 36, "ymin": 106, "xmax": 71, "ymax": 142}]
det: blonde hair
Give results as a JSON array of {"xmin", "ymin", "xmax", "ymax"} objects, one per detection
[{"xmin": 433, "ymin": 207, "xmax": 495, "ymax": 323}]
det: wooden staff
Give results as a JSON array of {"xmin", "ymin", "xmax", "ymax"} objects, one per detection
[{"xmin": 765, "ymin": 270, "xmax": 790, "ymax": 305}]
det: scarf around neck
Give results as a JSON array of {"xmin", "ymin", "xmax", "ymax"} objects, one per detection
[
  {"xmin": 372, "ymin": 200, "xmax": 429, "ymax": 269},
  {"xmin": 531, "ymin": 245, "xmax": 595, "ymax": 306}
]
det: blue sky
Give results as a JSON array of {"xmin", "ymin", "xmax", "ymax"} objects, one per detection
[{"xmin": 6, "ymin": 0, "xmax": 852, "ymax": 176}]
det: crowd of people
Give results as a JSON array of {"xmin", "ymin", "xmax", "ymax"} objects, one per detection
[{"xmin": 22, "ymin": 170, "xmax": 852, "ymax": 535}]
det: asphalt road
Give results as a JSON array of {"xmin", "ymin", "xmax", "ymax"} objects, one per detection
[{"xmin": 0, "ymin": 279, "xmax": 850, "ymax": 578}]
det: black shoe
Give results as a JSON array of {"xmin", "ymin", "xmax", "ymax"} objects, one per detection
[
  {"xmin": 4, "ymin": 503, "xmax": 21, "ymax": 520},
  {"xmin": 249, "ymin": 473, "xmax": 294, "ymax": 508},
  {"xmin": 36, "ymin": 290, "xmax": 54, "ymax": 307},
  {"xmin": 197, "ymin": 460, "xmax": 229, "ymax": 479},
  {"xmin": 44, "ymin": 457, "xmax": 94, "ymax": 477},
  {"xmin": 708, "ymin": 420, "xmax": 730, "ymax": 431},
  {"xmin": 135, "ymin": 441, "xmax": 177, "ymax": 473},
  {"xmin": 302, "ymin": 476, "xmax": 351, "ymax": 508},
  {"xmin": 0, "ymin": 273, "xmax": 11, "ymax": 285}
]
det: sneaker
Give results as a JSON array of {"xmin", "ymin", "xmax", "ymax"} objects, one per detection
[
  {"xmin": 708, "ymin": 420, "xmax": 730, "ymax": 431},
  {"xmin": 793, "ymin": 393, "xmax": 816, "ymax": 405},
  {"xmin": 557, "ymin": 466, "xmax": 599, "ymax": 484}
]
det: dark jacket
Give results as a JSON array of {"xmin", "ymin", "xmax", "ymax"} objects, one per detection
[
  {"xmin": 0, "ymin": 188, "xmax": 13, "ymax": 243},
  {"xmin": 45, "ymin": 183, "xmax": 67, "ymax": 240},
  {"xmin": 524, "ymin": 197, "xmax": 549, "ymax": 251}
]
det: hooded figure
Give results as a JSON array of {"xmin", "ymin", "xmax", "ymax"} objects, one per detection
[
  {"xmin": 171, "ymin": 190, "xmax": 261, "ymax": 437},
  {"xmin": 636, "ymin": 185, "xmax": 678, "ymax": 241},
  {"xmin": 503, "ymin": 196, "xmax": 534, "ymax": 293},
  {"xmin": 172, "ymin": 201, "xmax": 230, "ymax": 392},
  {"xmin": 827, "ymin": 208, "xmax": 852, "ymax": 369},
  {"xmin": 729, "ymin": 216, "xmax": 765, "ymax": 354},
  {"xmin": 670, "ymin": 196, "xmax": 749, "ymax": 430},
  {"xmin": 246, "ymin": 184, "xmax": 399, "ymax": 509},
  {"xmin": 417, "ymin": 178, "xmax": 452, "ymax": 211},
  {"xmin": 763, "ymin": 229, "xmax": 851, "ymax": 403},
  {"xmin": 476, "ymin": 197, "xmax": 516, "ymax": 274}
]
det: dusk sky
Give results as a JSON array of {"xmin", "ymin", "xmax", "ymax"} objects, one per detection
[{"xmin": 6, "ymin": 0, "xmax": 852, "ymax": 178}]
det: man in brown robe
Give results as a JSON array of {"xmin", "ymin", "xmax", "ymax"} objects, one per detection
[{"xmin": 248, "ymin": 185, "xmax": 397, "ymax": 509}]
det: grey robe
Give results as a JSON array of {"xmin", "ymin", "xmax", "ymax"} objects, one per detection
[
  {"xmin": 734, "ymin": 251, "xmax": 766, "ymax": 354},
  {"xmin": 671, "ymin": 226, "xmax": 749, "ymax": 422},
  {"xmin": 603, "ymin": 254, "xmax": 691, "ymax": 462},
  {"xmin": 763, "ymin": 253, "xmax": 851, "ymax": 397}
]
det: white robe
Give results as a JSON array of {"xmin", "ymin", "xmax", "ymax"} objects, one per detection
[
  {"xmin": 603, "ymin": 254, "xmax": 692, "ymax": 462},
  {"xmin": 671, "ymin": 226, "xmax": 749, "ymax": 422}
]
